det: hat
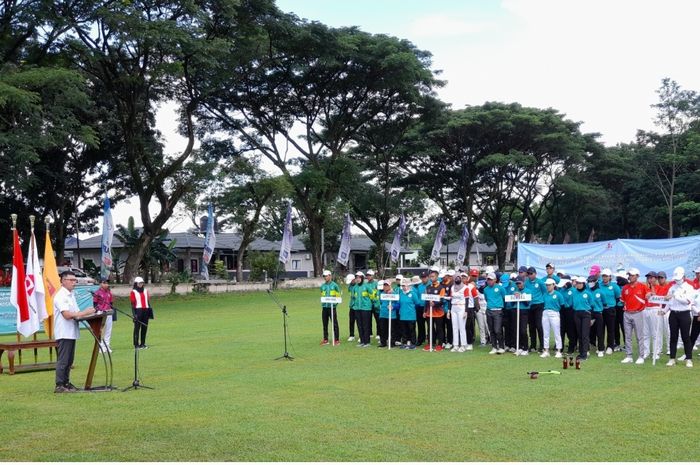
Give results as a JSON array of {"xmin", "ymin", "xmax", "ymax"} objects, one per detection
[
  {"xmin": 527, "ymin": 266, "xmax": 537, "ymax": 274},
  {"xmin": 395, "ymin": 274, "xmax": 404, "ymax": 281},
  {"xmin": 587, "ymin": 275, "xmax": 598, "ymax": 283},
  {"xmin": 99, "ymin": 277, "xmax": 109, "ymax": 283},
  {"xmin": 345, "ymin": 273, "xmax": 355, "ymax": 284},
  {"xmin": 672, "ymin": 266, "xmax": 685, "ymax": 280},
  {"xmin": 615, "ymin": 270, "xmax": 627, "ymax": 279},
  {"xmin": 518, "ymin": 266, "xmax": 528, "ymax": 273},
  {"xmin": 470, "ymin": 268, "xmax": 479, "ymax": 277},
  {"xmin": 382, "ymin": 280, "xmax": 392, "ymax": 287},
  {"xmin": 561, "ymin": 274, "xmax": 572, "ymax": 280},
  {"xmin": 509, "ymin": 272, "xmax": 517, "ymax": 279},
  {"xmin": 486, "ymin": 272, "xmax": 497, "ymax": 280},
  {"xmin": 645, "ymin": 271, "xmax": 658, "ymax": 278},
  {"xmin": 557, "ymin": 279, "xmax": 570, "ymax": 288},
  {"xmin": 322, "ymin": 270, "xmax": 332, "ymax": 276},
  {"xmin": 694, "ymin": 267, "xmax": 700, "ymax": 274},
  {"xmin": 419, "ymin": 271, "xmax": 429, "ymax": 278},
  {"xmin": 401, "ymin": 278, "xmax": 411, "ymax": 286},
  {"xmin": 589, "ymin": 265, "xmax": 601, "ymax": 275},
  {"xmin": 355, "ymin": 271, "xmax": 365, "ymax": 277},
  {"xmin": 500, "ymin": 274, "xmax": 510, "ymax": 284},
  {"xmin": 627, "ymin": 268, "xmax": 640, "ymax": 276},
  {"xmin": 514, "ymin": 276, "xmax": 525, "ymax": 284},
  {"xmin": 546, "ymin": 263, "xmax": 555, "ymax": 269},
  {"xmin": 485, "ymin": 266, "xmax": 495, "ymax": 274},
  {"xmin": 366, "ymin": 269, "xmax": 375, "ymax": 276},
  {"xmin": 411, "ymin": 276, "xmax": 421, "ymax": 284},
  {"xmin": 446, "ymin": 269, "xmax": 455, "ymax": 276},
  {"xmin": 429, "ymin": 266, "xmax": 440, "ymax": 273},
  {"xmin": 438, "ymin": 271, "xmax": 445, "ymax": 279},
  {"xmin": 134, "ymin": 276, "xmax": 144, "ymax": 283},
  {"xmin": 657, "ymin": 271, "xmax": 667, "ymax": 279},
  {"xmin": 572, "ymin": 276, "xmax": 584, "ymax": 283},
  {"xmin": 376, "ymin": 280, "xmax": 384, "ymax": 287},
  {"xmin": 459, "ymin": 271, "xmax": 468, "ymax": 277},
  {"xmin": 601, "ymin": 268, "xmax": 612, "ymax": 276},
  {"xmin": 545, "ymin": 278, "xmax": 556, "ymax": 285}
]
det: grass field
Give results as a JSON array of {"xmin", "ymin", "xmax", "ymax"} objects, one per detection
[{"xmin": 2, "ymin": 288, "xmax": 700, "ymax": 461}]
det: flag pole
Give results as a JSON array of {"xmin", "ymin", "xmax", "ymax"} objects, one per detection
[
  {"xmin": 11, "ymin": 214, "xmax": 21, "ymax": 354},
  {"xmin": 29, "ymin": 215, "xmax": 40, "ymax": 363}
]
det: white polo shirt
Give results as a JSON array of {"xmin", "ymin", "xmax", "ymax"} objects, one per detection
[{"xmin": 53, "ymin": 287, "xmax": 80, "ymax": 340}]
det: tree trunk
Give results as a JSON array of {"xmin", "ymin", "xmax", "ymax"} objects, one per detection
[
  {"xmin": 236, "ymin": 236, "xmax": 254, "ymax": 283},
  {"xmin": 123, "ymin": 231, "xmax": 154, "ymax": 284},
  {"xmin": 307, "ymin": 220, "xmax": 323, "ymax": 277}
]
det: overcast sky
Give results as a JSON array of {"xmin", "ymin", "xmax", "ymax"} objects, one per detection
[{"xmin": 109, "ymin": 0, "xmax": 700, "ymax": 234}]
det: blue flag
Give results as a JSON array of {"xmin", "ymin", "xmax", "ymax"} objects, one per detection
[
  {"xmin": 456, "ymin": 225, "xmax": 469, "ymax": 266},
  {"xmin": 201, "ymin": 204, "xmax": 216, "ymax": 280},
  {"xmin": 430, "ymin": 219, "xmax": 447, "ymax": 263},
  {"xmin": 279, "ymin": 203, "xmax": 293, "ymax": 264},
  {"xmin": 100, "ymin": 193, "xmax": 115, "ymax": 280}
]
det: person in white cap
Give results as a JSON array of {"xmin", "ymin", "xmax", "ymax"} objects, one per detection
[
  {"xmin": 319, "ymin": 270, "xmax": 340, "ymax": 346},
  {"xmin": 350, "ymin": 271, "xmax": 373, "ymax": 347},
  {"xmin": 365, "ymin": 270, "xmax": 380, "ymax": 340},
  {"xmin": 130, "ymin": 276, "xmax": 153, "ymax": 349},
  {"xmin": 449, "ymin": 272, "xmax": 470, "ymax": 352},
  {"xmin": 441, "ymin": 269, "xmax": 454, "ymax": 349},
  {"xmin": 483, "ymin": 272, "xmax": 506, "ymax": 354},
  {"xmin": 398, "ymin": 278, "xmax": 421, "ymax": 349},
  {"xmin": 347, "ymin": 273, "xmax": 359, "ymax": 342},
  {"xmin": 620, "ymin": 268, "xmax": 647, "ymax": 364},
  {"xmin": 541, "ymin": 278, "xmax": 564, "ymax": 358},
  {"xmin": 664, "ymin": 267, "xmax": 695, "ymax": 367},
  {"xmin": 599, "ymin": 269, "xmax": 621, "ymax": 355},
  {"xmin": 689, "ymin": 267, "xmax": 700, "ymax": 290}
]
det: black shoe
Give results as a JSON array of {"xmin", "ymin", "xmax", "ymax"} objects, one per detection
[
  {"xmin": 141, "ymin": 345, "xmax": 149, "ymax": 350},
  {"xmin": 378, "ymin": 343, "xmax": 387, "ymax": 348},
  {"xmin": 64, "ymin": 383, "xmax": 78, "ymax": 392},
  {"xmin": 54, "ymin": 385, "xmax": 68, "ymax": 393}
]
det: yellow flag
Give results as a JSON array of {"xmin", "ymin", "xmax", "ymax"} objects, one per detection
[{"xmin": 43, "ymin": 230, "xmax": 60, "ymax": 338}]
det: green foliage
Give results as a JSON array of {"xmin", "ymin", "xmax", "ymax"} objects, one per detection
[
  {"xmin": 165, "ymin": 270, "xmax": 191, "ymax": 294},
  {"xmin": 248, "ymin": 251, "xmax": 282, "ymax": 281},
  {"xmin": 213, "ymin": 260, "xmax": 228, "ymax": 280}
]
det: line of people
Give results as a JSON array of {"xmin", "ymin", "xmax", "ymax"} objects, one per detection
[{"xmin": 319, "ymin": 264, "xmax": 700, "ymax": 366}]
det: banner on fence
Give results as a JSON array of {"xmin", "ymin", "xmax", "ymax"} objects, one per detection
[{"xmin": 517, "ymin": 236, "xmax": 700, "ymax": 278}]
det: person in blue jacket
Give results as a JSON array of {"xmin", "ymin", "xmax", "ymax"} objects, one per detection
[
  {"xmin": 571, "ymin": 276, "xmax": 595, "ymax": 360},
  {"xmin": 525, "ymin": 266, "xmax": 546, "ymax": 353},
  {"xmin": 587, "ymin": 275, "xmax": 605, "ymax": 357},
  {"xmin": 414, "ymin": 272, "xmax": 429, "ymax": 346},
  {"xmin": 398, "ymin": 278, "xmax": 421, "ymax": 349},
  {"xmin": 599, "ymin": 268, "xmax": 622, "ymax": 355},
  {"xmin": 502, "ymin": 273, "xmax": 516, "ymax": 352},
  {"xmin": 511, "ymin": 277, "xmax": 531, "ymax": 355},
  {"xmin": 541, "ymin": 278, "xmax": 564, "ymax": 358},
  {"xmin": 378, "ymin": 281, "xmax": 399, "ymax": 348},
  {"xmin": 483, "ymin": 273, "xmax": 506, "ymax": 354}
]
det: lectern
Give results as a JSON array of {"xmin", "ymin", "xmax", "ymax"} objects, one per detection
[{"xmin": 75, "ymin": 311, "xmax": 114, "ymax": 391}]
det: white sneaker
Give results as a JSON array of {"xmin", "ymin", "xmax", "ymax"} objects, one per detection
[
  {"xmin": 679, "ymin": 354, "xmax": 686, "ymax": 361},
  {"xmin": 394, "ymin": 341, "xmax": 402, "ymax": 346},
  {"xmin": 450, "ymin": 347, "xmax": 458, "ymax": 353},
  {"xmin": 554, "ymin": 351, "xmax": 562, "ymax": 358},
  {"xmin": 517, "ymin": 349, "xmax": 528, "ymax": 356},
  {"xmin": 635, "ymin": 357, "xmax": 645, "ymax": 365},
  {"xmin": 540, "ymin": 351, "xmax": 550, "ymax": 358},
  {"xmin": 445, "ymin": 343, "xmax": 453, "ymax": 349},
  {"xmin": 458, "ymin": 346, "xmax": 466, "ymax": 352},
  {"xmin": 605, "ymin": 347, "xmax": 613, "ymax": 355},
  {"xmin": 489, "ymin": 348, "xmax": 498, "ymax": 355},
  {"xmin": 597, "ymin": 351, "xmax": 604, "ymax": 358},
  {"xmin": 621, "ymin": 357, "xmax": 633, "ymax": 364},
  {"xmin": 466, "ymin": 344, "xmax": 473, "ymax": 351},
  {"xmin": 497, "ymin": 348, "xmax": 505, "ymax": 354},
  {"xmin": 348, "ymin": 336, "xmax": 355, "ymax": 342},
  {"xmin": 666, "ymin": 359, "xmax": 676, "ymax": 366},
  {"xmin": 686, "ymin": 360, "xmax": 694, "ymax": 368},
  {"xmin": 376, "ymin": 335, "xmax": 381, "ymax": 340}
]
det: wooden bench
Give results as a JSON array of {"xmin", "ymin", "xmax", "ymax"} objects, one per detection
[{"xmin": 0, "ymin": 340, "xmax": 58, "ymax": 375}]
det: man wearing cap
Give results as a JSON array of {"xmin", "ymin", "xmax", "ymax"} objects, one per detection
[
  {"xmin": 541, "ymin": 278, "xmax": 564, "ymax": 358},
  {"xmin": 599, "ymin": 269, "xmax": 621, "ymax": 355},
  {"xmin": 642, "ymin": 271, "xmax": 663, "ymax": 361},
  {"xmin": 398, "ymin": 278, "xmax": 421, "ymax": 349},
  {"xmin": 545, "ymin": 263, "xmax": 560, "ymax": 284},
  {"xmin": 483, "ymin": 273, "xmax": 506, "ymax": 354},
  {"xmin": 524, "ymin": 266, "xmax": 546, "ymax": 352},
  {"xmin": 350, "ymin": 272, "xmax": 373, "ymax": 347},
  {"xmin": 93, "ymin": 277, "xmax": 115, "ymax": 353},
  {"xmin": 664, "ymin": 267, "xmax": 695, "ymax": 367},
  {"xmin": 414, "ymin": 272, "xmax": 429, "ymax": 346},
  {"xmin": 620, "ymin": 268, "xmax": 647, "ymax": 364},
  {"xmin": 571, "ymin": 276, "xmax": 594, "ymax": 360},
  {"xmin": 320, "ymin": 270, "xmax": 341, "ymax": 346},
  {"xmin": 517, "ymin": 266, "xmax": 528, "ymax": 282},
  {"xmin": 423, "ymin": 268, "xmax": 446, "ymax": 351}
]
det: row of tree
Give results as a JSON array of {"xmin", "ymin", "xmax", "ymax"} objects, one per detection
[{"xmin": 1, "ymin": 0, "xmax": 699, "ymax": 280}]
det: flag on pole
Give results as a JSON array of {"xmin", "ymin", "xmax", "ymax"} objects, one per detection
[
  {"xmin": 389, "ymin": 213, "xmax": 406, "ymax": 263},
  {"xmin": 100, "ymin": 193, "xmax": 115, "ymax": 280},
  {"xmin": 455, "ymin": 225, "xmax": 469, "ymax": 266},
  {"xmin": 587, "ymin": 228, "xmax": 596, "ymax": 243},
  {"xmin": 43, "ymin": 226, "xmax": 59, "ymax": 337},
  {"xmin": 11, "ymin": 227, "xmax": 38, "ymax": 337},
  {"xmin": 26, "ymin": 227, "xmax": 48, "ymax": 332},
  {"xmin": 430, "ymin": 219, "xmax": 447, "ymax": 263},
  {"xmin": 505, "ymin": 229, "xmax": 515, "ymax": 264},
  {"xmin": 278, "ymin": 203, "xmax": 293, "ymax": 264},
  {"xmin": 337, "ymin": 213, "xmax": 352, "ymax": 267},
  {"xmin": 201, "ymin": 204, "xmax": 216, "ymax": 280}
]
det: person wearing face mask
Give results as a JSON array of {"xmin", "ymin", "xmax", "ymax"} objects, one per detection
[
  {"xmin": 414, "ymin": 272, "xmax": 429, "ymax": 346},
  {"xmin": 441, "ymin": 270, "xmax": 454, "ymax": 349},
  {"xmin": 571, "ymin": 276, "xmax": 594, "ymax": 361},
  {"xmin": 587, "ymin": 275, "xmax": 605, "ymax": 357},
  {"xmin": 664, "ymin": 267, "xmax": 695, "ymax": 367},
  {"xmin": 598, "ymin": 269, "xmax": 621, "ymax": 355},
  {"xmin": 449, "ymin": 274, "xmax": 470, "ymax": 352},
  {"xmin": 620, "ymin": 268, "xmax": 647, "ymax": 364}
]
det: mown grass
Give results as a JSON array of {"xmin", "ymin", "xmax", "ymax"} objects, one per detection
[{"xmin": 1, "ymin": 288, "xmax": 699, "ymax": 461}]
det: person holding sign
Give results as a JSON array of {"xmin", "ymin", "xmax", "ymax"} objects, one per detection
[
  {"xmin": 599, "ymin": 269, "xmax": 621, "ymax": 355},
  {"xmin": 399, "ymin": 278, "xmax": 421, "ymax": 350},
  {"xmin": 320, "ymin": 270, "xmax": 341, "ymax": 346},
  {"xmin": 378, "ymin": 281, "xmax": 399, "ymax": 348},
  {"xmin": 423, "ymin": 268, "xmax": 446, "ymax": 352},
  {"xmin": 541, "ymin": 278, "xmax": 564, "ymax": 358}
]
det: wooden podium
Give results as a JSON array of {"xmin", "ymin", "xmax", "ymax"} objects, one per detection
[{"xmin": 75, "ymin": 311, "xmax": 114, "ymax": 391}]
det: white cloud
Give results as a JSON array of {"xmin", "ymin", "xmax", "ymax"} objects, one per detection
[{"xmin": 408, "ymin": 14, "xmax": 496, "ymax": 38}]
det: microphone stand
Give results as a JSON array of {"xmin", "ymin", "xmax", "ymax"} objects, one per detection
[
  {"xmin": 111, "ymin": 304, "xmax": 154, "ymax": 391},
  {"xmin": 267, "ymin": 289, "xmax": 294, "ymax": 361}
]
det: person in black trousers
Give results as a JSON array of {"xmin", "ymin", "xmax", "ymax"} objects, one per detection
[{"xmin": 130, "ymin": 277, "xmax": 153, "ymax": 349}]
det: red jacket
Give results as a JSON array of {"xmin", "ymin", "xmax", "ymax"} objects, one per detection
[{"xmin": 621, "ymin": 281, "xmax": 647, "ymax": 312}]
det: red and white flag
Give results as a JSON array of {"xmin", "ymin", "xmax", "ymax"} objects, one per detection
[
  {"xmin": 11, "ymin": 228, "xmax": 39, "ymax": 337},
  {"xmin": 26, "ymin": 229, "xmax": 49, "ymax": 328}
]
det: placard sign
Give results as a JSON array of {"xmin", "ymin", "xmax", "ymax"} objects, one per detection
[
  {"xmin": 505, "ymin": 293, "xmax": 532, "ymax": 303},
  {"xmin": 380, "ymin": 293, "xmax": 399, "ymax": 301},
  {"xmin": 647, "ymin": 296, "xmax": 668, "ymax": 305},
  {"xmin": 421, "ymin": 294, "xmax": 442, "ymax": 302},
  {"xmin": 321, "ymin": 297, "xmax": 342, "ymax": 304}
]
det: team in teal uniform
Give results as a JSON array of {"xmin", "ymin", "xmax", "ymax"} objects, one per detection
[
  {"xmin": 571, "ymin": 276, "xmax": 595, "ymax": 360},
  {"xmin": 351, "ymin": 271, "xmax": 373, "ymax": 347},
  {"xmin": 586, "ymin": 275, "xmax": 605, "ymax": 357},
  {"xmin": 525, "ymin": 267, "xmax": 546, "ymax": 352},
  {"xmin": 541, "ymin": 278, "xmax": 564, "ymax": 358},
  {"xmin": 599, "ymin": 268, "xmax": 622, "ymax": 354},
  {"xmin": 377, "ymin": 280, "xmax": 399, "ymax": 347},
  {"xmin": 398, "ymin": 278, "xmax": 422, "ymax": 349},
  {"xmin": 320, "ymin": 270, "xmax": 341, "ymax": 345},
  {"xmin": 483, "ymin": 273, "xmax": 506, "ymax": 354}
]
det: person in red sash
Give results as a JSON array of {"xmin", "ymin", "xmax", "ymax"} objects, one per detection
[{"xmin": 130, "ymin": 277, "xmax": 153, "ymax": 349}]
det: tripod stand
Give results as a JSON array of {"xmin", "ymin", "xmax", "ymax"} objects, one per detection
[
  {"xmin": 111, "ymin": 305, "xmax": 154, "ymax": 391},
  {"xmin": 267, "ymin": 289, "xmax": 294, "ymax": 361}
]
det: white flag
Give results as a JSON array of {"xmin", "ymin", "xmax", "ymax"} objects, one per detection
[
  {"xmin": 430, "ymin": 219, "xmax": 446, "ymax": 262},
  {"xmin": 278, "ymin": 203, "xmax": 293, "ymax": 264},
  {"xmin": 100, "ymin": 194, "xmax": 115, "ymax": 280},
  {"xmin": 201, "ymin": 204, "xmax": 216, "ymax": 280},
  {"xmin": 26, "ymin": 229, "xmax": 48, "ymax": 326},
  {"xmin": 337, "ymin": 213, "xmax": 352, "ymax": 267},
  {"xmin": 389, "ymin": 213, "xmax": 406, "ymax": 263},
  {"xmin": 456, "ymin": 225, "xmax": 469, "ymax": 266}
]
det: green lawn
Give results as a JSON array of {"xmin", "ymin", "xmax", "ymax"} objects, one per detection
[{"xmin": 2, "ymin": 288, "xmax": 699, "ymax": 461}]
